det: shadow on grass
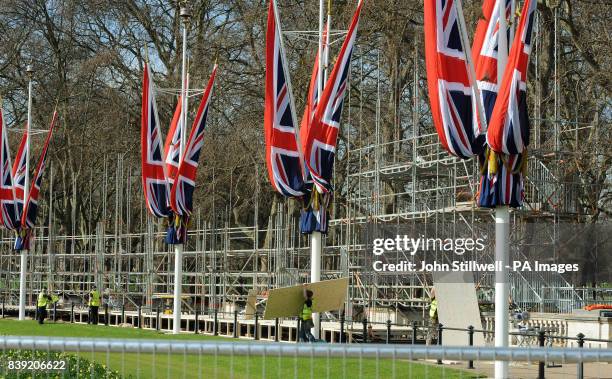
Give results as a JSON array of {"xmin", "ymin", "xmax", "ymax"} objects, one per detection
[{"xmin": 0, "ymin": 319, "xmax": 486, "ymax": 378}]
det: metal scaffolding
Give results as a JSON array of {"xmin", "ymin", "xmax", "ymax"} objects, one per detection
[
  {"xmin": 0, "ymin": 13, "xmax": 609, "ymax": 323},
  {"xmin": 0, "ymin": 111, "xmax": 605, "ymax": 321}
]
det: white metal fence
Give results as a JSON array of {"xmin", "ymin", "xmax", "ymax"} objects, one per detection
[{"xmin": 1, "ymin": 336, "xmax": 611, "ymax": 378}]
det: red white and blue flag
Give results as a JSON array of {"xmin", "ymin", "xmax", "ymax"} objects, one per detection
[
  {"xmin": 170, "ymin": 65, "xmax": 217, "ymax": 216},
  {"xmin": 0, "ymin": 106, "xmax": 19, "ymax": 230},
  {"xmin": 164, "ymin": 95, "xmax": 183, "ymax": 186},
  {"xmin": 424, "ymin": 0, "xmax": 484, "ymax": 160},
  {"xmin": 472, "ymin": 0, "xmax": 511, "ymax": 123},
  {"xmin": 303, "ymin": 0, "xmax": 363, "ymax": 193},
  {"xmin": 299, "ymin": 23, "xmax": 329, "ymax": 186},
  {"xmin": 141, "ymin": 62, "xmax": 170, "ymax": 218},
  {"xmin": 478, "ymin": 149, "xmax": 525, "ymax": 208},
  {"xmin": 21, "ymin": 111, "xmax": 57, "ymax": 229},
  {"xmin": 473, "ymin": 0, "xmax": 526, "ymax": 208},
  {"xmin": 486, "ymin": 0, "xmax": 536, "ymax": 155},
  {"xmin": 11, "ymin": 129, "xmax": 28, "ymax": 219},
  {"xmin": 264, "ymin": 0, "xmax": 305, "ymax": 197}
]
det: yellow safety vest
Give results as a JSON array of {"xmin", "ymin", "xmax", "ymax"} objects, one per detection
[
  {"xmin": 429, "ymin": 298, "xmax": 438, "ymax": 319},
  {"xmin": 89, "ymin": 290, "xmax": 101, "ymax": 306},
  {"xmin": 302, "ymin": 302, "xmax": 313, "ymax": 321},
  {"xmin": 51, "ymin": 294, "xmax": 59, "ymax": 304},
  {"xmin": 37, "ymin": 293, "xmax": 48, "ymax": 307}
]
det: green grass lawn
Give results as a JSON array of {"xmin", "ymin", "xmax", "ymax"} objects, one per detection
[
  {"xmin": 0, "ymin": 319, "xmax": 228, "ymax": 341},
  {"xmin": 0, "ymin": 320, "xmax": 484, "ymax": 378}
]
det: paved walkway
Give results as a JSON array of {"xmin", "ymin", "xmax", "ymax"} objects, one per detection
[{"xmin": 455, "ymin": 361, "xmax": 612, "ymax": 379}]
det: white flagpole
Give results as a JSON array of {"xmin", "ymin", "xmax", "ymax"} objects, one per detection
[
  {"xmin": 19, "ymin": 64, "xmax": 34, "ymax": 321},
  {"xmin": 318, "ymin": 0, "xmax": 325, "ymax": 97},
  {"xmin": 310, "ymin": 231, "xmax": 321, "ymax": 339},
  {"xmin": 308, "ymin": 0, "xmax": 329, "ymax": 341},
  {"xmin": 272, "ymin": 0, "xmax": 319, "ymax": 338},
  {"xmin": 323, "ymin": 1, "xmax": 331, "ymax": 84},
  {"xmin": 173, "ymin": 5, "xmax": 191, "ymax": 335},
  {"xmin": 495, "ymin": 1, "xmax": 510, "ymax": 378}
]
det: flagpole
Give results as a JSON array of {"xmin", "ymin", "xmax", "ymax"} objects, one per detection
[
  {"xmin": 173, "ymin": 5, "xmax": 190, "ymax": 335},
  {"xmin": 18, "ymin": 64, "xmax": 34, "ymax": 321},
  {"xmin": 272, "ymin": 8, "xmax": 319, "ymax": 344},
  {"xmin": 494, "ymin": 1, "xmax": 510, "ymax": 378},
  {"xmin": 307, "ymin": 0, "xmax": 329, "ymax": 342},
  {"xmin": 318, "ymin": 0, "xmax": 324, "ymax": 97},
  {"xmin": 323, "ymin": 1, "xmax": 331, "ymax": 83}
]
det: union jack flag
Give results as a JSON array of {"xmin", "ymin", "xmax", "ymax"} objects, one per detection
[
  {"xmin": 264, "ymin": 0, "xmax": 305, "ymax": 197},
  {"xmin": 424, "ymin": 0, "xmax": 484, "ymax": 159},
  {"xmin": 472, "ymin": 0, "xmax": 511, "ymax": 122},
  {"xmin": 11, "ymin": 129, "xmax": 28, "ymax": 219},
  {"xmin": 303, "ymin": 0, "xmax": 363, "ymax": 193},
  {"xmin": 487, "ymin": 0, "xmax": 535, "ymax": 155},
  {"xmin": 478, "ymin": 149, "xmax": 525, "ymax": 208},
  {"xmin": 0, "ymin": 106, "xmax": 19, "ymax": 230},
  {"xmin": 163, "ymin": 95, "xmax": 183, "ymax": 186},
  {"xmin": 473, "ymin": 0, "xmax": 527, "ymax": 208},
  {"xmin": 164, "ymin": 91, "xmax": 186, "ymax": 244},
  {"xmin": 298, "ymin": 23, "xmax": 330, "ymax": 234},
  {"xmin": 170, "ymin": 65, "xmax": 217, "ymax": 216},
  {"xmin": 21, "ymin": 110, "xmax": 57, "ymax": 229},
  {"xmin": 141, "ymin": 62, "xmax": 170, "ymax": 218},
  {"xmin": 299, "ymin": 23, "xmax": 329, "ymax": 186}
]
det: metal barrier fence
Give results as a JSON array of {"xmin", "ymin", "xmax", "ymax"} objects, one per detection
[
  {"xmin": 3, "ymin": 303, "xmax": 612, "ymax": 349},
  {"xmin": 1, "ymin": 336, "xmax": 611, "ymax": 379}
]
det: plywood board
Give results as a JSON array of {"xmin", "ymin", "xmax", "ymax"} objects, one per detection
[
  {"xmin": 433, "ymin": 271, "xmax": 485, "ymax": 346},
  {"xmin": 263, "ymin": 278, "xmax": 349, "ymax": 319},
  {"xmin": 245, "ymin": 289, "xmax": 257, "ymax": 320}
]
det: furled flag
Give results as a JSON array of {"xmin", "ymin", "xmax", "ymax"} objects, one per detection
[
  {"xmin": 477, "ymin": 147, "xmax": 526, "ymax": 208},
  {"xmin": 164, "ymin": 96, "xmax": 183, "ymax": 186},
  {"xmin": 298, "ymin": 24, "xmax": 329, "ymax": 235},
  {"xmin": 11, "ymin": 129, "xmax": 28, "ymax": 219},
  {"xmin": 299, "ymin": 23, "xmax": 329, "ymax": 185},
  {"xmin": 486, "ymin": 0, "xmax": 536, "ymax": 155},
  {"xmin": 0, "ymin": 106, "xmax": 19, "ymax": 230},
  {"xmin": 471, "ymin": 0, "xmax": 511, "ymax": 122},
  {"xmin": 170, "ymin": 65, "xmax": 217, "ymax": 216},
  {"xmin": 141, "ymin": 62, "xmax": 170, "ymax": 218},
  {"xmin": 264, "ymin": 0, "xmax": 305, "ymax": 197},
  {"xmin": 472, "ymin": 0, "xmax": 526, "ymax": 209},
  {"xmin": 21, "ymin": 111, "xmax": 57, "ymax": 229},
  {"xmin": 424, "ymin": 0, "xmax": 484, "ymax": 160},
  {"xmin": 303, "ymin": 0, "xmax": 363, "ymax": 193}
]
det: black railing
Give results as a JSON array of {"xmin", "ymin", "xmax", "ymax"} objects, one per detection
[
  {"xmin": 233, "ymin": 310, "xmax": 238, "ymax": 338},
  {"xmin": 2, "ymin": 301, "xmax": 609, "ymax": 378}
]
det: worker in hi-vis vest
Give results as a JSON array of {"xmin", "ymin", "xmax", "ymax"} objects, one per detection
[
  {"xmin": 426, "ymin": 289, "xmax": 438, "ymax": 345},
  {"xmin": 37, "ymin": 288, "xmax": 53, "ymax": 324},
  {"xmin": 299, "ymin": 284, "xmax": 316, "ymax": 343},
  {"xmin": 88, "ymin": 286, "xmax": 101, "ymax": 325}
]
